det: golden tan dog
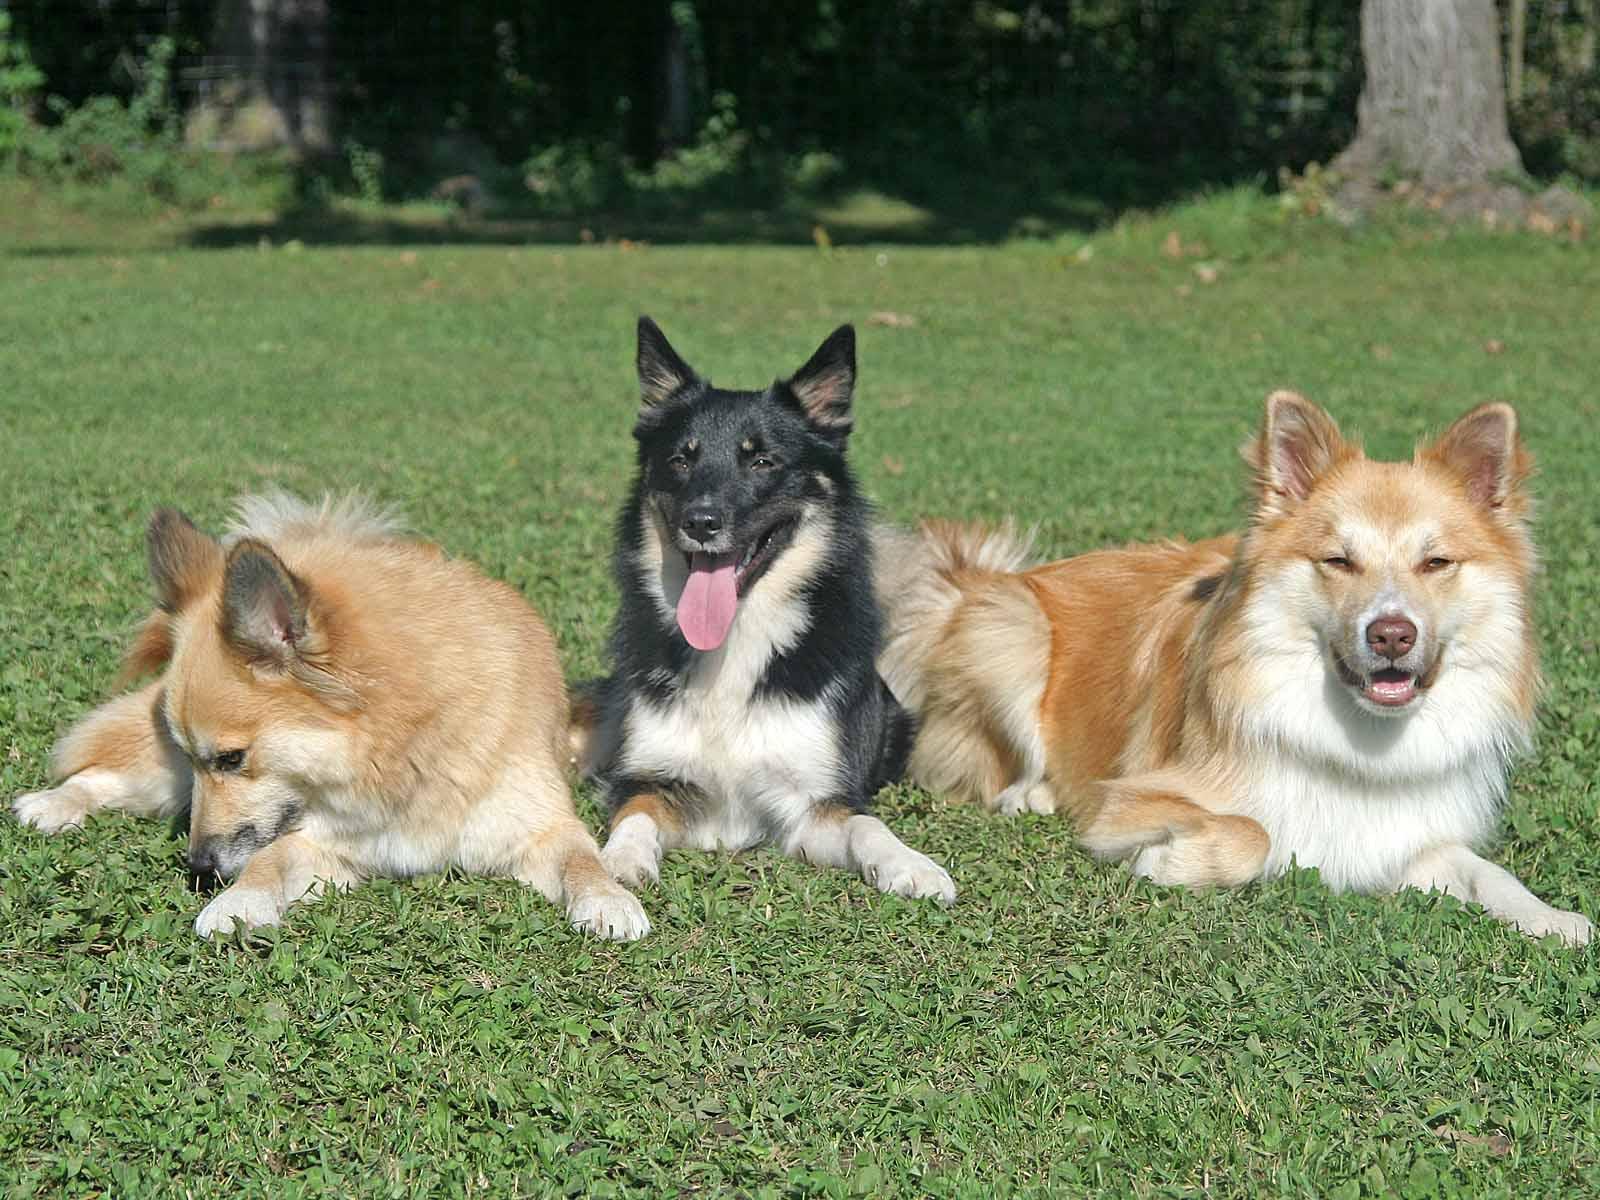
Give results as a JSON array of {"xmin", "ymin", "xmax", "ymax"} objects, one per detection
[
  {"xmin": 878, "ymin": 394, "xmax": 1590, "ymax": 943},
  {"xmin": 12, "ymin": 494, "xmax": 649, "ymax": 941}
]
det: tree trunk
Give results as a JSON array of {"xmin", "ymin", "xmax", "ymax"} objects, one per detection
[
  {"xmin": 1333, "ymin": 0, "xmax": 1523, "ymax": 186},
  {"xmin": 1508, "ymin": 0, "xmax": 1525, "ymax": 104},
  {"xmin": 191, "ymin": 0, "xmax": 332, "ymax": 155}
]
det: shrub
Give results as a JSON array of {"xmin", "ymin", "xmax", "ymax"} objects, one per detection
[{"xmin": 0, "ymin": 12, "xmax": 45, "ymax": 159}]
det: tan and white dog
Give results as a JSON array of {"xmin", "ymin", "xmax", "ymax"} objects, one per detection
[
  {"xmin": 878, "ymin": 393, "xmax": 1590, "ymax": 943},
  {"xmin": 11, "ymin": 494, "xmax": 649, "ymax": 941}
]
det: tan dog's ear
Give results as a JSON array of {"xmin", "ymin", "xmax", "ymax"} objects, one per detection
[
  {"xmin": 147, "ymin": 508, "xmax": 222, "ymax": 613},
  {"xmin": 1244, "ymin": 390, "xmax": 1352, "ymax": 517},
  {"xmin": 220, "ymin": 538, "xmax": 311, "ymax": 667},
  {"xmin": 1422, "ymin": 403, "xmax": 1532, "ymax": 517}
]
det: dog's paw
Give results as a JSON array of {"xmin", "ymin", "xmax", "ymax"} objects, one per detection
[
  {"xmin": 994, "ymin": 780, "xmax": 1056, "ymax": 817},
  {"xmin": 1517, "ymin": 906, "xmax": 1593, "ymax": 947},
  {"xmin": 194, "ymin": 886, "xmax": 283, "ymax": 939},
  {"xmin": 568, "ymin": 884, "xmax": 651, "ymax": 941},
  {"xmin": 12, "ymin": 783, "xmax": 95, "ymax": 834},
  {"xmin": 1128, "ymin": 842, "xmax": 1177, "ymax": 884},
  {"xmin": 601, "ymin": 836, "xmax": 661, "ymax": 889},
  {"xmin": 865, "ymin": 850, "xmax": 958, "ymax": 906}
]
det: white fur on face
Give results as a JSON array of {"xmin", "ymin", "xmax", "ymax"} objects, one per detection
[
  {"xmin": 621, "ymin": 509, "xmax": 847, "ymax": 850},
  {"xmin": 1214, "ymin": 547, "xmax": 1534, "ymax": 894}
]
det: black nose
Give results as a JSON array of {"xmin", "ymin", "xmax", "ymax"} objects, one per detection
[
  {"xmin": 680, "ymin": 505, "xmax": 723, "ymax": 544},
  {"xmin": 188, "ymin": 841, "xmax": 221, "ymax": 879}
]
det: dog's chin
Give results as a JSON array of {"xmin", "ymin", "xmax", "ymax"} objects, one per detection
[{"xmin": 1333, "ymin": 653, "xmax": 1437, "ymax": 716}]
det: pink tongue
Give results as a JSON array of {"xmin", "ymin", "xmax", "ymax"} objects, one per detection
[{"xmin": 677, "ymin": 554, "xmax": 739, "ymax": 651}]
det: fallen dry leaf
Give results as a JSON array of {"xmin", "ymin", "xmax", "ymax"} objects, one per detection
[
  {"xmin": 1162, "ymin": 230, "xmax": 1183, "ymax": 259},
  {"xmin": 1370, "ymin": 343, "xmax": 1394, "ymax": 361},
  {"xmin": 1527, "ymin": 211, "xmax": 1557, "ymax": 235},
  {"xmin": 1430, "ymin": 1125, "xmax": 1512, "ymax": 1156},
  {"xmin": 1175, "ymin": 284, "xmax": 1193, "ymax": 298},
  {"xmin": 881, "ymin": 455, "xmax": 905, "ymax": 476},
  {"xmin": 1483, "ymin": 338, "xmax": 1506, "ymax": 355},
  {"xmin": 867, "ymin": 311, "xmax": 917, "ymax": 328},
  {"xmin": 812, "ymin": 224, "xmax": 833, "ymax": 253},
  {"xmin": 1193, "ymin": 263, "xmax": 1220, "ymax": 284}
]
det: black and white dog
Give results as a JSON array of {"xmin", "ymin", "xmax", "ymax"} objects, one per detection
[{"xmin": 574, "ymin": 317, "xmax": 956, "ymax": 904}]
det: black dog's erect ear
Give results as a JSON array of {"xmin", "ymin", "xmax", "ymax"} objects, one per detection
[
  {"xmin": 786, "ymin": 325, "xmax": 856, "ymax": 441},
  {"xmin": 636, "ymin": 316, "xmax": 698, "ymax": 409}
]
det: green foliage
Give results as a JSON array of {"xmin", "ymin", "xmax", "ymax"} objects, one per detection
[
  {"xmin": 2, "ymin": 195, "xmax": 1600, "ymax": 1195},
  {"xmin": 0, "ymin": 12, "xmax": 45, "ymax": 158},
  {"xmin": 7, "ymin": 37, "xmax": 288, "ymax": 212},
  {"xmin": 343, "ymin": 139, "xmax": 387, "ymax": 206},
  {"xmin": 520, "ymin": 95, "xmax": 777, "ymax": 218}
]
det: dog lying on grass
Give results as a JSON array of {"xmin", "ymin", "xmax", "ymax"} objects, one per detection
[
  {"xmin": 878, "ymin": 393, "xmax": 1590, "ymax": 943},
  {"xmin": 12, "ymin": 493, "xmax": 649, "ymax": 941},
  {"xmin": 574, "ymin": 318, "xmax": 954, "ymax": 904}
]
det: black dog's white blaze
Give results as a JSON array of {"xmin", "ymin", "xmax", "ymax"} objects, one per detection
[{"xmin": 583, "ymin": 318, "xmax": 954, "ymax": 902}]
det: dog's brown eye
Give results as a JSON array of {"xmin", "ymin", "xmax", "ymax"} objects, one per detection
[
  {"xmin": 214, "ymin": 749, "xmax": 246, "ymax": 773},
  {"xmin": 1421, "ymin": 556, "xmax": 1454, "ymax": 573},
  {"xmin": 750, "ymin": 455, "xmax": 775, "ymax": 470},
  {"xmin": 667, "ymin": 454, "xmax": 689, "ymax": 474},
  {"xmin": 1322, "ymin": 555, "xmax": 1354, "ymax": 571}
]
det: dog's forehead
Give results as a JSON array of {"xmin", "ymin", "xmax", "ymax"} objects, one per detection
[
  {"xmin": 677, "ymin": 387, "xmax": 801, "ymax": 443},
  {"xmin": 163, "ymin": 622, "xmax": 261, "ymax": 754},
  {"xmin": 1325, "ymin": 462, "xmax": 1462, "ymax": 551}
]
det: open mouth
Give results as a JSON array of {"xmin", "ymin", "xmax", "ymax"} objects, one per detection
[
  {"xmin": 675, "ymin": 515, "xmax": 799, "ymax": 652},
  {"xmin": 1335, "ymin": 656, "xmax": 1425, "ymax": 709},
  {"xmin": 1363, "ymin": 666, "xmax": 1419, "ymax": 707}
]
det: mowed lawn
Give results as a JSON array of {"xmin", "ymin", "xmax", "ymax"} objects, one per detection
[{"xmin": 2, "ymin": 205, "xmax": 1599, "ymax": 1198}]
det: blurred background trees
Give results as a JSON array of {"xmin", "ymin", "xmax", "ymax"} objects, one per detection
[{"xmin": 1, "ymin": 0, "xmax": 1595, "ymax": 224}]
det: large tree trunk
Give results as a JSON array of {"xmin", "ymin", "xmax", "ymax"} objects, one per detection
[
  {"xmin": 189, "ymin": 0, "xmax": 333, "ymax": 156},
  {"xmin": 1333, "ymin": 0, "xmax": 1523, "ymax": 186}
]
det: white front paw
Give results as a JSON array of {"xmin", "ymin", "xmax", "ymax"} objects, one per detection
[
  {"xmin": 601, "ymin": 835, "xmax": 661, "ymax": 889},
  {"xmin": 194, "ymin": 886, "xmax": 283, "ymax": 939},
  {"xmin": 12, "ymin": 783, "xmax": 96, "ymax": 834},
  {"xmin": 865, "ymin": 850, "xmax": 958, "ymax": 905},
  {"xmin": 1517, "ymin": 906, "xmax": 1593, "ymax": 947},
  {"xmin": 568, "ymin": 884, "xmax": 651, "ymax": 941},
  {"xmin": 994, "ymin": 781, "xmax": 1056, "ymax": 817}
]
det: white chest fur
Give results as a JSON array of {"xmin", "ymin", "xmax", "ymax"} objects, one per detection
[
  {"xmin": 1237, "ymin": 755, "xmax": 1506, "ymax": 892},
  {"xmin": 620, "ymin": 683, "xmax": 841, "ymax": 851}
]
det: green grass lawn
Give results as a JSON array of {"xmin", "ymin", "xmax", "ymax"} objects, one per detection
[{"xmin": 2, "ymin": 190, "xmax": 1599, "ymax": 1198}]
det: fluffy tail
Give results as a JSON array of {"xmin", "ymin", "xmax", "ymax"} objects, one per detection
[
  {"xmin": 225, "ymin": 490, "xmax": 406, "ymax": 547},
  {"xmin": 873, "ymin": 519, "xmax": 1053, "ymax": 808},
  {"xmin": 873, "ymin": 518, "xmax": 1035, "ymax": 712}
]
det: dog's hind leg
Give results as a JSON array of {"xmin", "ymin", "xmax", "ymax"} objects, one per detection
[
  {"xmin": 912, "ymin": 572, "xmax": 1056, "ymax": 816},
  {"xmin": 12, "ymin": 682, "xmax": 190, "ymax": 834},
  {"xmin": 1077, "ymin": 774, "xmax": 1268, "ymax": 888},
  {"xmin": 785, "ymin": 804, "xmax": 957, "ymax": 904}
]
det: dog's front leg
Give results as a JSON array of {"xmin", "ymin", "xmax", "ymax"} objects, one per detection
[
  {"xmin": 13, "ymin": 682, "xmax": 190, "ymax": 833},
  {"xmin": 194, "ymin": 833, "xmax": 359, "ymax": 939},
  {"xmin": 785, "ymin": 804, "xmax": 957, "ymax": 904},
  {"xmin": 1399, "ymin": 843, "xmax": 1592, "ymax": 945},
  {"xmin": 600, "ymin": 788, "xmax": 686, "ymax": 888}
]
